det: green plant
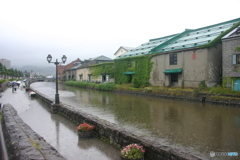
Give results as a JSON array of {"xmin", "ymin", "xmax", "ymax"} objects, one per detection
[
  {"xmin": 0, "ymin": 79, "xmax": 9, "ymax": 84},
  {"xmin": 198, "ymin": 80, "xmax": 207, "ymax": 90},
  {"xmin": 65, "ymin": 81, "xmax": 92, "ymax": 88},
  {"xmin": 96, "ymin": 83, "xmax": 115, "ymax": 91},
  {"xmin": 132, "ymin": 77, "xmax": 140, "ymax": 88},
  {"xmin": 222, "ymin": 76, "xmax": 231, "ymax": 88},
  {"xmin": 90, "ymin": 62, "xmax": 114, "ymax": 78},
  {"xmin": 236, "ymin": 46, "xmax": 240, "ymax": 52},
  {"xmin": 29, "ymin": 139, "xmax": 41, "ymax": 150},
  {"xmin": 193, "ymin": 89, "xmax": 199, "ymax": 97},
  {"xmin": 208, "ymin": 86, "xmax": 239, "ymax": 95},
  {"xmin": 76, "ymin": 123, "xmax": 95, "ymax": 131},
  {"xmin": 121, "ymin": 143, "xmax": 145, "ymax": 159},
  {"xmin": 114, "ymin": 55, "xmax": 153, "ymax": 87}
]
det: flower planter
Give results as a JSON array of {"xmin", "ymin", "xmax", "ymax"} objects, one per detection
[
  {"xmin": 120, "ymin": 144, "xmax": 145, "ymax": 160},
  {"xmin": 78, "ymin": 130, "xmax": 93, "ymax": 139}
]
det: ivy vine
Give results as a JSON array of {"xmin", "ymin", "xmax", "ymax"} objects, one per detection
[
  {"xmin": 90, "ymin": 62, "xmax": 115, "ymax": 78},
  {"xmin": 114, "ymin": 55, "xmax": 153, "ymax": 86},
  {"xmin": 222, "ymin": 76, "xmax": 240, "ymax": 88}
]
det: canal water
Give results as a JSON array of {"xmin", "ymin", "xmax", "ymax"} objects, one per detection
[{"xmin": 31, "ymin": 82, "xmax": 240, "ymax": 160}]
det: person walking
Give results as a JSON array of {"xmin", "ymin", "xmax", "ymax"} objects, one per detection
[
  {"xmin": 14, "ymin": 83, "xmax": 18, "ymax": 91},
  {"xmin": 11, "ymin": 82, "xmax": 17, "ymax": 92},
  {"xmin": 11, "ymin": 83, "xmax": 14, "ymax": 92}
]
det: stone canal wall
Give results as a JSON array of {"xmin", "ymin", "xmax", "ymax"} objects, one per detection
[
  {"xmin": 1, "ymin": 103, "xmax": 66, "ymax": 160},
  {"xmin": 114, "ymin": 90, "xmax": 240, "ymax": 107},
  {"xmin": 31, "ymin": 88, "xmax": 202, "ymax": 160},
  {"xmin": 0, "ymin": 82, "xmax": 9, "ymax": 92}
]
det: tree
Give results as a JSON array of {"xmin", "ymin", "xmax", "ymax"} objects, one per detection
[
  {"xmin": 8, "ymin": 68, "xmax": 14, "ymax": 79},
  {"xmin": 0, "ymin": 65, "xmax": 7, "ymax": 79}
]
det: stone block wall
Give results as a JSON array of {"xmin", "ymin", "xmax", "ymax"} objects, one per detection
[
  {"xmin": 222, "ymin": 36, "xmax": 240, "ymax": 78},
  {"xmin": 1, "ymin": 103, "xmax": 66, "ymax": 160},
  {"xmin": 0, "ymin": 82, "xmax": 9, "ymax": 92},
  {"xmin": 32, "ymin": 88, "xmax": 202, "ymax": 160}
]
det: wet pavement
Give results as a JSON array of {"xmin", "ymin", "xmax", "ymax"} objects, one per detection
[{"xmin": 0, "ymin": 83, "xmax": 121, "ymax": 160}]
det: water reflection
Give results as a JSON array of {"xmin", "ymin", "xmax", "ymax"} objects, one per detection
[{"xmin": 31, "ymin": 82, "xmax": 240, "ymax": 159}]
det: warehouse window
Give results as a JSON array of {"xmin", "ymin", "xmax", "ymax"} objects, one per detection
[
  {"xmin": 233, "ymin": 54, "xmax": 240, "ymax": 64},
  {"xmin": 170, "ymin": 53, "xmax": 177, "ymax": 65}
]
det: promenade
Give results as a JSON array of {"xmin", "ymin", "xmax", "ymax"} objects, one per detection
[{"xmin": 0, "ymin": 84, "xmax": 121, "ymax": 160}]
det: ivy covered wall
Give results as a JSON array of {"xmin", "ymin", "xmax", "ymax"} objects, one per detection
[
  {"xmin": 222, "ymin": 76, "xmax": 239, "ymax": 88},
  {"xmin": 90, "ymin": 62, "xmax": 115, "ymax": 78},
  {"xmin": 114, "ymin": 55, "xmax": 153, "ymax": 87}
]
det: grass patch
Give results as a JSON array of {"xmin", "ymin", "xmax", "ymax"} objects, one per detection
[
  {"xmin": 206, "ymin": 87, "xmax": 239, "ymax": 95},
  {"xmin": 29, "ymin": 138, "xmax": 41, "ymax": 150},
  {"xmin": 210, "ymin": 95, "xmax": 240, "ymax": 101},
  {"xmin": 65, "ymin": 81, "xmax": 240, "ymax": 99},
  {"xmin": 96, "ymin": 83, "xmax": 115, "ymax": 91}
]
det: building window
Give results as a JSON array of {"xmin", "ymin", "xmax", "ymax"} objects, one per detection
[
  {"xmin": 170, "ymin": 53, "xmax": 177, "ymax": 65},
  {"xmin": 88, "ymin": 74, "xmax": 92, "ymax": 82},
  {"xmin": 79, "ymin": 74, "xmax": 83, "ymax": 81},
  {"xmin": 128, "ymin": 60, "xmax": 132, "ymax": 68},
  {"xmin": 233, "ymin": 54, "xmax": 240, "ymax": 64}
]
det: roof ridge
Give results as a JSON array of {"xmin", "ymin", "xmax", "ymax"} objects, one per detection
[
  {"xmin": 150, "ymin": 33, "xmax": 178, "ymax": 41},
  {"xmin": 151, "ymin": 30, "xmax": 192, "ymax": 53}
]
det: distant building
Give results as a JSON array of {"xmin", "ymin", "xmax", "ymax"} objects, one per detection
[
  {"xmin": 222, "ymin": 26, "xmax": 240, "ymax": 90},
  {"xmin": 114, "ymin": 46, "xmax": 134, "ymax": 58},
  {"xmin": 0, "ymin": 58, "xmax": 11, "ymax": 69},
  {"xmin": 64, "ymin": 62, "xmax": 81, "ymax": 80},
  {"xmin": 57, "ymin": 65, "xmax": 66, "ymax": 80},
  {"xmin": 46, "ymin": 75, "xmax": 54, "ymax": 78},
  {"xmin": 65, "ymin": 55, "xmax": 113, "ymax": 81},
  {"xmin": 60, "ymin": 58, "xmax": 81, "ymax": 80}
]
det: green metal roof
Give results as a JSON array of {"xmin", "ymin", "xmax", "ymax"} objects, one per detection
[
  {"xmin": 163, "ymin": 68, "xmax": 182, "ymax": 73},
  {"xmin": 117, "ymin": 18, "xmax": 240, "ymax": 59},
  {"xmin": 117, "ymin": 34, "xmax": 177, "ymax": 58}
]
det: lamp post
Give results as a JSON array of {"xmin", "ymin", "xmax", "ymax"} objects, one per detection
[{"xmin": 47, "ymin": 54, "xmax": 67, "ymax": 105}]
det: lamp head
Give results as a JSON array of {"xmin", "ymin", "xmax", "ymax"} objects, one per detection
[
  {"xmin": 62, "ymin": 55, "xmax": 67, "ymax": 64},
  {"xmin": 47, "ymin": 54, "xmax": 52, "ymax": 63}
]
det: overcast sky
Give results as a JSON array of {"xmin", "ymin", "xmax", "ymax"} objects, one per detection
[{"xmin": 0, "ymin": 0, "xmax": 240, "ymax": 68}]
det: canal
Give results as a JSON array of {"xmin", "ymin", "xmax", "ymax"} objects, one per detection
[{"xmin": 31, "ymin": 82, "xmax": 240, "ymax": 159}]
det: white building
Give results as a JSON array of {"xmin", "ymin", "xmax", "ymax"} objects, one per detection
[
  {"xmin": 0, "ymin": 58, "xmax": 11, "ymax": 69},
  {"xmin": 114, "ymin": 46, "xmax": 134, "ymax": 58}
]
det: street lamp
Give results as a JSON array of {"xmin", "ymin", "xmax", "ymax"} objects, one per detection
[{"xmin": 47, "ymin": 54, "xmax": 67, "ymax": 105}]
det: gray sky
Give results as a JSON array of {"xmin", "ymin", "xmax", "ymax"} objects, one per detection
[{"xmin": 0, "ymin": 0, "xmax": 240, "ymax": 68}]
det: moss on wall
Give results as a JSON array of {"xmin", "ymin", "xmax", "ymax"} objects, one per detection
[
  {"xmin": 222, "ymin": 76, "xmax": 240, "ymax": 88},
  {"xmin": 222, "ymin": 76, "xmax": 231, "ymax": 88},
  {"xmin": 90, "ymin": 62, "xmax": 115, "ymax": 78}
]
